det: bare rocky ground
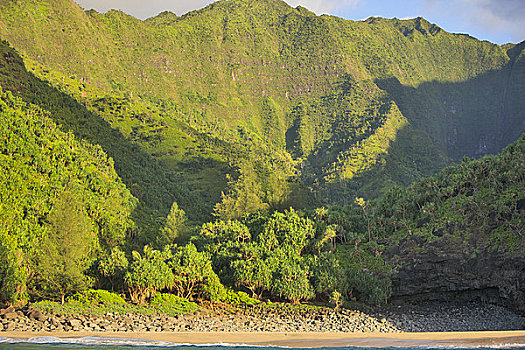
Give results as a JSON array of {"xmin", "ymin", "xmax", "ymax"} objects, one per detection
[
  {"xmin": 372, "ymin": 302, "xmax": 525, "ymax": 332},
  {"xmin": 0, "ymin": 302, "xmax": 523, "ymax": 334}
]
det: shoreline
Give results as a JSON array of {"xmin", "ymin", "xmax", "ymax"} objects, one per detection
[
  {"xmin": 2, "ymin": 330, "xmax": 525, "ymax": 348},
  {"xmin": 2, "ymin": 301, "xmax": 524, "ymax": 347}
]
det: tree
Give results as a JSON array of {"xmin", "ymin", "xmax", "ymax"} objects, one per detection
[
  {"xmin": 0, "ymin": 235, "xmax": 27, "ymax": 305},
  {"xmin": 97, "ymin": 247, "xmax": 129, "ymax": 291},
  {"xmin": 261, "ymin": 209, "xmax": 315, "ymax": 255},
  {"xmin": 159, "ymin": 202, "xmax": 186, "ymax": 246},
  {"xmin": 124, "ymin": 246, "xmax": 174, "ymax": 304},
  {"xmin": 355, "ymin": 197, "xmax": 371, "ymax": 242},
  {"xmin": 314, "ymin": 225, "xmax": 337, "ymax": 254},
  {"xmin": 195, "ymin": 219, "xmax": 251, "ymax": 278},
  {"xmin": 214, "ymin": 170, "xmax": 269, "ymax": 220},
  {"xmin": 167, "ymin": 243, "xmax": 218, "ymax": 300},
  {"xmin": 35, "ymin": 191, "xmax": 93, "ymax": 304},
  {"xmin": 231, "ymin": 249, "xmax": 277, "ymax": 298},
  {"xmin": 308, "ymin": 253, "xmax": 340, "ymax": 297},
  {"xmin": 272, "ymin": 259, "xmax": 314, "ymax": 303}
]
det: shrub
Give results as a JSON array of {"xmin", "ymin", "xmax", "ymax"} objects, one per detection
[
  {"xmin": 150, "ymin": 293, "xmax": 200, "ymax": 315},
  {"xmin": 215, "ymin": 288, "xmax": 260, "ymax": 305},
  {"xmin": 329, "ymin": 290, "xmax": 342, "ymax": 310},
  {"xmin": 124, "ymin": 246, "xmax": 174, "ymax": 304},
  {"xmin": 343, "ymin": 269, "xmax": 391, "ymax": 306},
  {"xmin": 68, "ymin": 289, "xmax": 126, "ymax": 305}
]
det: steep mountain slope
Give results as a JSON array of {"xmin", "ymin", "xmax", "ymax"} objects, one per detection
[
  {"xmin": 0, "ymin": 85, "xmax": 135, "ymax": 302},
  {"xmin": 0, "ymin": 0, "xmax": 523, "ymax": 215},
  {"xmin": 0, "ymin": 39, "xmax": 214, "ymax": 241},
  {"xmin": 373, "ymin": 134, "xmax": 525, "ymax": 312}
]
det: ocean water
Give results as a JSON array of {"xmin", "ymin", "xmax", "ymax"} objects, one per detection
[{"xmin": 1, "ymin": 337, "xmax": 525, "ymax": 350}]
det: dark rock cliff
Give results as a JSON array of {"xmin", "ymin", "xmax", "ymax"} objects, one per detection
[{"xmin": 387, "ymin": 235, "xmax": 525, "ymax": 315}]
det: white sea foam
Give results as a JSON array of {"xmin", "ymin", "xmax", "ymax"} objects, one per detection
[
  {"xmin": 0, "ymin": 336, "xmax": 272, "ymax": 348},
  {"xmin": 0, "ymin": 336, "xmax": 172, "ymax": 346},
  {"xmin": 0, "ymin": 336, "xmax": 523, "ymax": 349},
  {"xmin": 423, "ymin": 345, "xmax": 525, "ymax": 349}
]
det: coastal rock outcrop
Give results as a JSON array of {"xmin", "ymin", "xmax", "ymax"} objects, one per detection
[{"xmin": 387, "ymin": 234, "xmax": 525, "ymax": 315}]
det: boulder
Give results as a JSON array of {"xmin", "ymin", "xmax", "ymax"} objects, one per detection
[
  {"xmin": 1, "ymin": 311, "xmax": 19, "ymax": 320},
  {"xmin": 0, "ymin": 306, "xmax": 15, "ymax": 315},
  {"xmin": 28, "ymin": 309, "xmax": 47, "ymax": 322},
  {"xmin": 68, "ymin": 319, "xmax": 82, "ymax": 328}
]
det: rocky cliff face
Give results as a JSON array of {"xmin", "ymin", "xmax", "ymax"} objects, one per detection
[{"xmin": 387, "ymin": 235, "xmax": 525, "ymax": 315}]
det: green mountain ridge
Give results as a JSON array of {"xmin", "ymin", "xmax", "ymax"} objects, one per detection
[{"xmin": 0, "ymin": 0, "xmax": 523, "ymax": 229}]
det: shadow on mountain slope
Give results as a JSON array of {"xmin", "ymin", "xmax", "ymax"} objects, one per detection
[
  {"xmin": 309, "ymin": 42, "xmax": 525, "ymax": 203},
  {"xmin": 375, "ymin": 41, "xmax": 525, "ymax": 161},
  {"xmin": 0, "ymin": 40, "xmax": 214, "ymax": 241},
  {"xmin": 312, "ymin": 125, "xmax": 451, "ymax": 204}
]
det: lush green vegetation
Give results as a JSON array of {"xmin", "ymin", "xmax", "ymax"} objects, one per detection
[
  {"xmin": 149, "ymin": 293, "xmax": 201, "ymax": 315},
  {"xmin": 0, "ymin": 76, "xmax": 523, "ymax": 307},
  {"xmin": 0, "ymin": 86, "xmax": 135, "ymax": 303},
  {"xmin": 0, "ymin": 0, "xmax": 523, "ymax": 311},
  {"xmin": 33, "ymin": 290, "xmax": 200, "ymax": 317},
  {"xmin": 373, "ymin": 134, "xmax": 525, "ymax": 253}
]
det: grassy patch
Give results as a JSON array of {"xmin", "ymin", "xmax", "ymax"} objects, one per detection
[
  {"xmin": 32, "ymin": 292, "xmax": 200, "ymax": 317},
  {"xmin": 150, "ymin": 293, "xmax": 200, "ymax": 315}
]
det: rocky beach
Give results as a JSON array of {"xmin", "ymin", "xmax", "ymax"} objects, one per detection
[{"xmin": 1, "ymin": 301, "xmax": 523, "ymax": 335}]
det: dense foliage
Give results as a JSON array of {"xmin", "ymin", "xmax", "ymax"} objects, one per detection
[
  {"xmin": 0, "ymin": 87, "xmax": 135, "ymax": 304},
  {"xmin": 190, "ymin": 208, "xmax": 392, "ymax": 304},
  {"xmin": 373, "ymin": 134, "xmax": 525, "ymax": 252}
]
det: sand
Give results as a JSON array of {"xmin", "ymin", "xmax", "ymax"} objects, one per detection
[{"xmin": 2, "ymin": 330, "xmax": 525, "ymax": 347}]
